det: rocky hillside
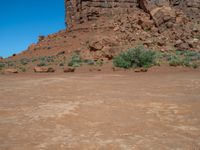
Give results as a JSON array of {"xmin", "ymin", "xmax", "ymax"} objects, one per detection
[{"xmin": 0, "ymin": 0, "xmax": 200, "ymax": 73}]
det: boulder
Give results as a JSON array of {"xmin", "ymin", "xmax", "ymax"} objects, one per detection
[
  {"xmin": 34, "ymin": 67, "xmax": 55, "ymax": 73},
  {"xmin": 187, "ymin": 38, "xmax": 199, "ymax": 48},
  {"xmin": 88, "ymin": 36, "xmax": 118, "ymax": 51},
  {"xmin": 5, "ymin": 69, "xmax": 18, "ymax": 74},
  {"xmin": 88, "ymin": 39, "xmax": 103, "ymax": 51},
  {"xmin": 139, "ymin": 0, "xmax": 176, "ymax": 31}
]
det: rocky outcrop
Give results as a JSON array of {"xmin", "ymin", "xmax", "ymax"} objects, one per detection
[
  {"xmin": 139, "ymin": 0, "xmax": 176, "ymax": 31},
  {"xmin": 65, "ymin": 0, "xmax": 200, "ymax": 30},
  {"xmin": 170, "ymin": 0, "xmax": 200, "ymax": 22}
]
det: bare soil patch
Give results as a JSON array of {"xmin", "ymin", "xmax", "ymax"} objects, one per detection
[{"xmin": 0, "ymin": 70, "xmax": 200, "ymax": 150}]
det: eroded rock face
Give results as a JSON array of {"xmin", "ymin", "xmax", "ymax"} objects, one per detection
[
  {"xmin": 170, "ymin": 0, "xmax": 200, "ymax": 22},
  {"xmin": 65, "ymin": 0, "xmax": 200, "ymax": 30},
  {"xmin": 65, "ymin": 0, "xmax": 139, "ymax": 28},
  {"xmin": 139, "ymin": 0, "xmax": 176, "ymax": 31}
]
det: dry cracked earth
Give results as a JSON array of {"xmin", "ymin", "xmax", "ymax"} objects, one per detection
[{"xmin": 0, "ymin": 70, "xmax": 200, "ymax": 150}]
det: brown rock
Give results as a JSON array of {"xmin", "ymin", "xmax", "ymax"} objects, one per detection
[
  {"xmin": 174, "ymin": 39, "xmax": 183, "ymax": 47},
  {"xmin": 64, "ymin": 67, "xmax": 75, "ymax": 73},
  {"xmin": 5, "ymin": 69, "xmax": 18, "ymax": 74},
  {"xmin": 179, "ymin": 43, "xmax": 190, "ymax": 50},
  {"xmin": 34, "ymin": 67, "xmax": 55, "ymax": 73},
  {"xmin": 157, "ymin": 40, "xmax": 166, "ymax": 46},
  {"xmin": 38, "ymin": 35, "xmax": 45, "ymax": 42},
  {"xmin": 134, "ymin": 68, "xmax": 148, "ymax": 73},
  {"xmin": 139, "ymin": 0, "xmax": 175, "ymax": 31},
  {"xmin": 187, "ymin": 38, "xmax": 199, "ymax": 48},
  {"xmin": 89, "ymin": 68, "xmax": 101, "ymax": 72},
  {"xmin": 57, "ymin": 51, "xmax": 65, "ymax": 56},
  {"xmin": 88, "ymin": 40, "xmax": 103, "ymax": 51}
]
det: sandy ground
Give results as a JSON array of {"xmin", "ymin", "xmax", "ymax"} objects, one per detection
[{"xmin": 0, "ymin": 70, "xmax": 200, "ymax": 150}]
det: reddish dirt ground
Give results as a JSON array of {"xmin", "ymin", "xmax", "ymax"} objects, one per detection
[{"xmin": 0, "ymin": 69, "xmax": 200, "ymax": 150}]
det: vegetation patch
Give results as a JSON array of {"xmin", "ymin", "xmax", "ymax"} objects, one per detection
[
  {"xmin": 113, "ymin": 46, "xmax": 157, "ymax": 69},
  {"xmin": 20, "ymin": 58, "xmax": 30, "ymax": 65},
  {"xmin": 165, "ymin": 50, "xmax": 200, "ymax": 68},
  {"xmin": 0, "ymin": 62, "xmax": 5, "ymax": 70},
  {"xmin": 68, "ymin": 53, "xmax": 82, "ymax": 67}
]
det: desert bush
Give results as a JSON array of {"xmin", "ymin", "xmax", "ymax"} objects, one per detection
[
  {"xmin": 46, "ymin": 56, "xmax": 55, "ymax": 63},
  {"xmin": 68, "ymin": 53, "xmax": 82, "ymax": 67},
  {"xmin": 95, "ymin": 60, "xmax": 103, "ymax": 66},
  {"xmin": 7, "ymin": 61, "xmax": 15, "ymax": 67},
  {"xmin": 19, "ymin": 67, "xmax": 26, "ymax": 72},
  {"xmin": 84, "ymin": 59, "xmax": 95, "ymax": 65},
  {"xmin": 20, "ymin": 58, "xmax": 29, "ymax": 65},
  {"xmin": 31, "ymin": 58, "xmax": 37, "ymax": 62},
  {"xmin": 167, "ymin": 50, "xmax": 200, "ymax": 68},
  {"xmin": 113, "ymin": 46, "xmax": 157, "ymax": 69},
  {"xmin": 168, "ymin": 55, "xmax": 183, "ymax": 66},
  {"xmin": 0, "ymin": 62, "xmax": 5, "ymax": 70},
  {"xmin": 37, "ymin": 61, "xmax": 47, "ymax": 67}
]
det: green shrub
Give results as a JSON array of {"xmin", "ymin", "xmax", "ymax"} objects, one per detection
[
  {"xmin": 0, "ymin": 62, "xmax": 5, "ymax": 70},
  {"xmin": 84, "ymin": 59, "xmax": 95, "ymax": 65},
  {"xmin": 20, "ymin": 67, "xmax": 26, "ymax": 72},
  {"xmin": 32, "ymin": 58, "xmax": 37, "ymax": 62},
  {"xmin": 168, "ymin": 55, "xmax": 183, "ymax": 66},
  {"xmin": 39, "ymin": 57, "xmax": 46, "ymax": 62},
  {"xmin": 95, "ymin": 60, "xmax": 103, "ymax": 66},
  {"xmin": 37, "ymin": 61, "xmax": 47, "ymax": 67},
  {"xmin": 68, "ymin": 53, "xmax": 82, "ymax": 67},
  {"xmin": 113, "ymin": 46, "xmax": 157, "ymax": 69},
  {"xmin": 20, "ymin": 58, "xmax": 29, "ymax": 65},
  {"xmin": 167, "ymin": 50, "xmax": 200, "ymax": 68},
  {"xmin": 46, "ymin": 56, "xmax": 54, "ymax": 63}
]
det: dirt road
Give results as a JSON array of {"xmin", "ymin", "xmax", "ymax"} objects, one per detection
[{"xmin": 0, "ymin": 70, "xmax": 200, "ymax": 150}]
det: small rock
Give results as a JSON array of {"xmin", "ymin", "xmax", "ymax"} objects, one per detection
[
  {"xmin": 64, "ymin": 67, "xmax": 75, "ymax": 73},
  {"xmin": 187, "ymin": 38, "xmax": 199, "ymax": 48},
  {"xmin": 5, "ymin": 69, "xmax": 18, "ymax": 74},
  {"xmin": 144, "ymin": 40, "xmax": 153, "ymax": 47},
  {"xmin": 113, "ymin": 26, "xmax": 120, "ymax": 31},
  {"xmin": 57, "ymin": 51, "xmax": 65, "ymax": 56},
  {"xmin": 157, "ymin": 40, "xmax": 166, "ymax": 46},
  {"xmin": 179, "ymin": 43, "xmax": 190, "ymax": 50},
  {"xmin": 174, "ymin": 39, "xmax": 183, "ymax": 47},
  {"xmin": 192, "ymin": 27, "xmax": 198, "ymax": 32},
  {"xmin": 38, "ymin": 35, "xmax": 45, "ymax": 42},
  {"xmin": 134, "ymin": 68, "xmax": 148, "ymax": 73},
  {"xmin": 89, "ymin": 68, "xmax": 101, "ymax": 72}
]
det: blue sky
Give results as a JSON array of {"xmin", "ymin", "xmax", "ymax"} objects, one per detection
[{"xmin": 0, "ymin": 0, "xmax": 65, "ymax": 58}]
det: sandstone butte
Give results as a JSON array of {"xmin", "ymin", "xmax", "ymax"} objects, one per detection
[{"xmin": 1, "ymin": 0, "xmax": 200, "ymax": 72}]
